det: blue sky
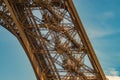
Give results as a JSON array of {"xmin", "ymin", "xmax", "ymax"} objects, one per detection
[
  {"xmin": 0, "ymin": 28, "xmax": 36, "ymax": 80},
  {"xmin": 73, "ymin": 0, "xmax": 120, "ymax": 79},
  {"xmin": 0, "ymin": 0, "xmax": 120, "ymax": 80}
]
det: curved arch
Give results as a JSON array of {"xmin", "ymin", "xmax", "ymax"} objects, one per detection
[
  {"xmin": 0, "ymin": 1, "xmax": 19, "ymax": 38},
  {"xmin": 0, "ymin": 26, "xmax": 36, "ymax": 80},
  {"xmin": 0, "ymin": 1, "xmax": 40, "ymax": 79}
]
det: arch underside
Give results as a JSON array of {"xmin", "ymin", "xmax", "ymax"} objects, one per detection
[{"xmin": 0, "ymin": 0, "xmax": 106, "ymax": 80}]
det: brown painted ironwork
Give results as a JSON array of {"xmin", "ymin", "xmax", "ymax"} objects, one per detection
[{"xmin": 0, "ymin": 0, "xmax": 106, "ymax": 80}]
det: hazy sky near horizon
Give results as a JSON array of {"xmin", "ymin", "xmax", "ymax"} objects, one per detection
[{"xmin": 0, "ymin": 0, "xmax": 120, "ymax": 80}]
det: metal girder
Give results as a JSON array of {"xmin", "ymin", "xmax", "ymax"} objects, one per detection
[
  {"xmin": 65, "ymin": 0, "xmax": 106, "ymax": 80},
  {"xmin": 2, "ymin": 0, "xmax": 45, "ymax": 80},
  {"xmin": 0, "ymin": 0, "xmax": 107, "ymax": 80}
]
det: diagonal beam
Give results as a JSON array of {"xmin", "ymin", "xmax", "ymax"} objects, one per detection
[{"xmin": 65, "ymin": 0, "xmax": 106, "ymax": 80}]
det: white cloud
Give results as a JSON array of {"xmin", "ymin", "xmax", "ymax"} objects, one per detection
[
  {"xmin": 107, "ymin": 68, "xmax": 119, "ymax": 76},
  {"xmin": 92, "ymin": 11, "xmax": 115, "ymax": 24},
  {"xmin": 84, "ymin": 19, "xmax": 120, "ymax": 39},
  {"xmin": 83, "ymin": 11, "xmax": 120, "ymax": 39},
  {"xmin": 110, "ymin": 69, "xmax": 119, "ymax": 76},
  {"xmin": 109, "ymin": 68, "xmax": 119, "ymax": 76},
  {"xmin": 107, "ymin": 76, "xmax": 120, "ymax": 80},
  {"xmin": 85, "ymin": 24, "xmax": 116, "ymax": 39},
  {"xmin": 99, "ymin": 11, "xmax": 115, "ymax": 20}
]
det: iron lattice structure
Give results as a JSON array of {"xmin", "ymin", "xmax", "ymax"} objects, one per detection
[{"xmin": 0, "ymin": 0, "xmax": 106, "ymax": 80}]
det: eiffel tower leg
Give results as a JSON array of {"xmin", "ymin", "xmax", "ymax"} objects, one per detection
[{"xmin": 0, "ymin": 0, "xmax": 107, "ymax": 80}]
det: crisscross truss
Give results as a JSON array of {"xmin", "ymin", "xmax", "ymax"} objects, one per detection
[{"xmin": 0, "ymin": 0, "xmax": 106, "ymax": 80}]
